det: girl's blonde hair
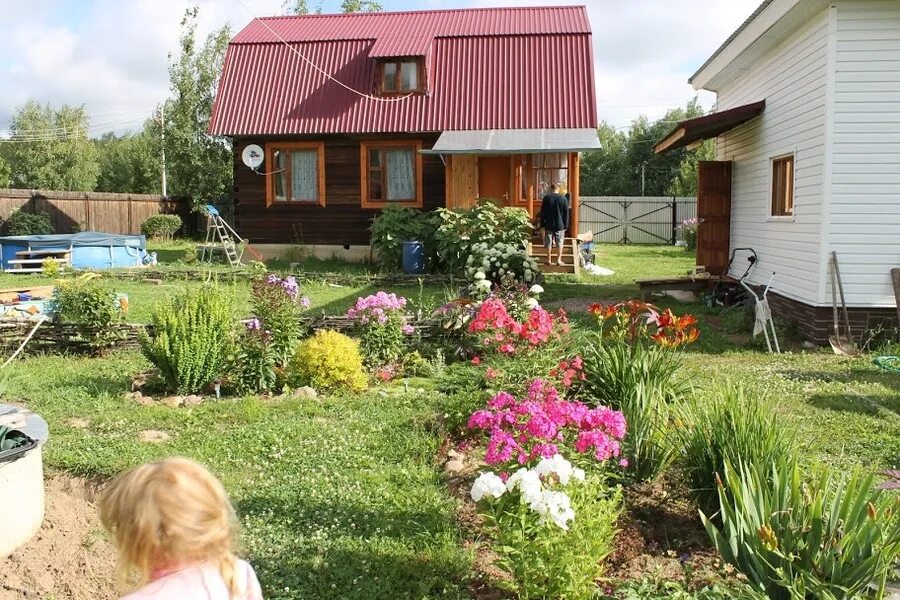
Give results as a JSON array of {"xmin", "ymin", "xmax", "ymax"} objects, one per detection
[{"xmin": 99, "ymin": 457, "xmax": 242, "ymax": 597}]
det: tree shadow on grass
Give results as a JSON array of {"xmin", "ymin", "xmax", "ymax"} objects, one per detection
[
  {"xmin": 236, "ymin": 493, "xmax": 471, "ymax": 600},
  {"xmin": 780, "ymin": 367, "xmax": 900, "ymax": 416}
]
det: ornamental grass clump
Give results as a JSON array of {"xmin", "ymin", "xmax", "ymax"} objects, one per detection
[
  {"xmin": 581, "ymin": 300, "xmax": 697, "ymax": 481},
  {"xmin": 140, "ymin": 285, "xmax": 232, "ymax": 394},
  {"xmin": 471, "ymin": 454, "xmax": 622, "ymax": 599},
  {"xmin": 702, "ymin": 460, "xmax": 900, "ymax": 600},
  {"xmin": 290, "ymin": 330, "xmax": 367, "ymax": 393},
  {"xmin": 677, "ymin": 383, "xmax": 795, "ymax": 516},
  {"xmin": 346, "ymin": 291, "xmax": 413, "ymax": 367}
]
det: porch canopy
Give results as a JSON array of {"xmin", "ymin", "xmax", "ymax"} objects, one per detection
[
  {"xmin": 421, "ymin": 128, "xmax": 601, "ymax": 155},
  {"xmin": 654, "ymin": 100, "xmax": 766, "ymax": 154}
]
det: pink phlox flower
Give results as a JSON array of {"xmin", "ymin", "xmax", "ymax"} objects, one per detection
[
  {"xmin": 467, "ymin": 410, "xmax": 495, "ymax": 430},
  {"xmin": 488, "ymin": 391, "xmax": 517, "ymax": 410}
]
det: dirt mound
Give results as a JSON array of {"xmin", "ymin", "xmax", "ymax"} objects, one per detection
[{"xmin": 0, "ymin": 472, "xmax": 117, "ymax": 600}]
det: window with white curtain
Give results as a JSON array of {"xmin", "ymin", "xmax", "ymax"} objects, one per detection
[
  {"xmin": 266, "ymin": 143, "xmax": 326, "ymax": 207},
  {"xmin": 362, "ymin": 142, "xmax": 422, "ymax": 208}
]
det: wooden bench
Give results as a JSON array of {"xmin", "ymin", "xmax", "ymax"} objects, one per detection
[{"xmin": 636, "ymin": 275, "xmax": 720, "ymax": 300}]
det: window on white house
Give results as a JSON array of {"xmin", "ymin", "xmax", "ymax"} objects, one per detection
[{"xmin": 771, "ymin": 155, "xmax": 794, "ymax": 217}]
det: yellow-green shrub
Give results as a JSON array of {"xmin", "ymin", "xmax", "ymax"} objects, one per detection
[{"xmin": 290, "ymin": 330, "xmax": 367, "ymax": 393}]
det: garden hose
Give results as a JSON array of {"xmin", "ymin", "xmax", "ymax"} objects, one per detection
[{"xmin": 873, "ymin": 356, "xmax": 900, "ymax": 374}]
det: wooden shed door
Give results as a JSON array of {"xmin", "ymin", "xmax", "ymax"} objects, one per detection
[
  {"xmin": 478, "ymin": 156, "xmax": 511, "ymax": 203},
  {"xmin": 697, "ymin": 161, "xmax": 732, "ymax": 275}
]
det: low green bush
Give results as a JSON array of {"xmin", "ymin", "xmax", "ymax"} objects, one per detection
[
  {"xmin": 52, "ymin": 274, "xmax": 124, "ymax": 353},
  {"xmin": 433, "ymin": 200, "xmax": 532, "ymax": 273},
  {"xmin": 140, "ymin": 285, "xmax": 232, "ymax": 394},
  {"xmin": 290, "ymin": 330, "xmax": 367, "ymax": 393},
  {"xmin": 4, "ymin": 209, "xmax": 53, "ymax": 236},
  {"xmin": 677, "ymin": 383, "xmax": 795, "ymax": 515},
  {"xmin": 582, "ymin": 339, "xmax": 687, "ymax": 481},
  {"xmin": 703, "ymin": 460, "xmax": 900, "ymax": 600},
  {"xmin": 140, "ymin": 214, "xmax": 182, "ymax": 240},
  {"xmin": 602, "ymin": 579, "xmax": 751, "ymax": 600},
  {"xmin": 369, "ymin": 206, "xmax": 438, "ymax": 271}
]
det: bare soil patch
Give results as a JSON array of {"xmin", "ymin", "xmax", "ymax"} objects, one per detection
[{"xmin": 0, "ymin": 472, "xmax": 117, "ymax": 600}]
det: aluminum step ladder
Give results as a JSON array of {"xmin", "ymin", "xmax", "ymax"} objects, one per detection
[{"xmin": 200, "ymin": 205, "xmax": 244, "ymax": 267}]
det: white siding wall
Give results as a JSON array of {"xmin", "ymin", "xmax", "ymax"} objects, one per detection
[
  {"xmin": 831, "ymin": 0, "xmax": 900, "ymax": 307},
  {"xmin": 715, "ymin": 8, "xmax": 830, "ymax": 305}
]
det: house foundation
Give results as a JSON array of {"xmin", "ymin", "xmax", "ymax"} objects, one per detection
[{"xmin": 766, "ymin": 291, "xmax": 898, "ymax": 345}]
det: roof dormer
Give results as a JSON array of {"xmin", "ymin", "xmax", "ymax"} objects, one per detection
[{"xmin": 376, "ymin": 57, "xmax": 424, "ymax": 95}]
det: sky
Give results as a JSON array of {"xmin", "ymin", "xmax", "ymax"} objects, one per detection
[{"xmin": 0, "ymin": 0, "xmax": 760, "ymax": 135}]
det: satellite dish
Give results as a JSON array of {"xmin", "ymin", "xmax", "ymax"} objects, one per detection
[{"xmin": 242, "ymin": 144, "xmax": 264, "ymax": 170}]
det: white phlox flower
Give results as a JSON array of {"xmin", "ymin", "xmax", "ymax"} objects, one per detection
[
  {"xmin": 536, "ymin": 490, "xmax": 575, "ymax": 530},
  {"xmin": 533, "ymin": 454, "xmax": 575, "ymax": 485},
  {"xmin": 529, "ymin": 284, "xmax": 544, "ymax": 295},
  {"xmin": 506, "ymin": 468, "xmax": 543, "ymax": 505},
  {"xmin": 525, "ymin": 298, "xmax": 539, "ymax": 310},
  {"xmin": 471, "ymin": 472, "xmax": 507, "ymax": 502}
]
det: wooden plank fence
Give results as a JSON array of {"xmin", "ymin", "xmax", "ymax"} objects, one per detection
[
  {"xmin": 0, "ymin": 189, "xmax": 191, "ymax": 235},
  {"xmin": 579, "ymin": 196, "xmax": 697, "ymax": 245}
]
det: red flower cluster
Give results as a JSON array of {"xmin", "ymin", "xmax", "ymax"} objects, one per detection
[
  {"xmin": 588, "ymin": 300, "xmax": 700, "ymax": 348},
  {"xmin": 648, "ymin": 310, "xmax": 700, "ymax": 348},
  {"xmin": 467, "ymin": 297, "xmax": 567, "ymax": 355},
  {"xmin": 549, "ymin": 355, "xmax": 586, "ymax": 388}
]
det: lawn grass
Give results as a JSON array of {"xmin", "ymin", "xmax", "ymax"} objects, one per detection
[
  {"xmin": 5, "ymin": 352, "xmax": 471, "ymax": 599},
  {"xmin": 4, "ymin": 243, "xmax": 900, "ymax": 597},
  {"xmin": 543, "ymin": 244, "xmax": 696, "ymax": 301}
]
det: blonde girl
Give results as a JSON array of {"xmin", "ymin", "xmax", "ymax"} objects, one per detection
[{"xmin": 99, "ymin": 457, "xmax": 263, "ymax": 600}]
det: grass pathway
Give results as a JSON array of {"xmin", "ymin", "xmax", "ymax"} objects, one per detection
[{"xmin": 5, "ymin": 352, "xmax": 471, "ymax": 600}]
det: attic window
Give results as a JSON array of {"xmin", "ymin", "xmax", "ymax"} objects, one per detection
[{"xmin": 378, "ymin": 58, "xmax": 423, "ymax": 94}]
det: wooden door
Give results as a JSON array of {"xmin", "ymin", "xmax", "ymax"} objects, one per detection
[
  {"xmin": 478, "ymin": 156, "xmax": 511, "ymax": 204},
  {"xmin": 697, "ymin": 161, "xmax": 732, "ymax": 275}
]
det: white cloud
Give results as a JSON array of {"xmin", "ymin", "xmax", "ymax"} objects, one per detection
[
  {"xmin": 0, "ymin": 0, "xmax": 760, "ymax": 134},
  {"xmin": 0, "ymin": 0, "xmax": 282, "ymax": 134},
  {"xmin": 466, "ymin": 0, "xmax": 760, "ymax": 127}
]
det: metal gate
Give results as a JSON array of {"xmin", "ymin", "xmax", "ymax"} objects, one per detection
[{"xmin": 579, "ymin": 196, "xmax": 697, "ymax": 244}]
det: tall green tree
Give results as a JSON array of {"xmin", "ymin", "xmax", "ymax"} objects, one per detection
[
  {"xmin": 285, "ymin": 0, "xmax": 380, "ymax": 13},
  {"xmin": 580, "ymin": 98, "xmax": 708, "ymax": 197},
  {"xmin": 667, "ymin": 138, "xmax": 715, "ymax": 197},
  {"xmin": 2, "ymin": 100, "xmax": 100, "ymax": 191},
  {"xmin": 340, "ymin": 0, "xmax": 382, "ymax": 11},
  {"xmin": 161, "ymin": 7, "xmax": 232, "ymax": 207},
  {"xmin": 284, "ymin": 0, "xmax": 320, "ymax": 14},
  {"xmin": 0, "ymin": 155, "xmax": 10, "ymax": 188},
  {"xmin": 94, "ymin": 124, "xmax": 162, "ymax": 194}
]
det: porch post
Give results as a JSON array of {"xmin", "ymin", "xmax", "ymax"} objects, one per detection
[{"xmin": 569, "ymin": 152, "xmax": 580, "ymax": 236}]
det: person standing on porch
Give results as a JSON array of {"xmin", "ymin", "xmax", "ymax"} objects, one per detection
[{"xmin": 539, "ymin": 182, "xmax": 570, "ymax": 265}]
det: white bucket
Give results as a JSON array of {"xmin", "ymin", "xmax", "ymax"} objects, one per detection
[{"xmin": 0, "ymin": 406, "xmax": 48, "ymax": 558}]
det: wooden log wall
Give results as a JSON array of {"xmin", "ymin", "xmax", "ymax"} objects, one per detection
[
  {"xmin": 232, "ymin": 134, "xmax": 445, "ymax": 245},
  {"xmin": 0, "ymin": 189, "xmax": 191, "ymax": 235}
]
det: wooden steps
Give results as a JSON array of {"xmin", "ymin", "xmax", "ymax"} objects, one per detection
[
  {"xmin": 5, "ymin": 249, "xmax": 71, "ymax": 274},
  {"xmin": 528, "ymin": 238, "xmax": 580, "ymax": 275}
]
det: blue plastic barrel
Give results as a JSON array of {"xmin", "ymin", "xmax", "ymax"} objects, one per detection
[{"xmin": 401, "ymin": 240, "xmax": 425, "ymax": 274}]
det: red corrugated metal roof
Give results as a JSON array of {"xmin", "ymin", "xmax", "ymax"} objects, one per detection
[
  {"xmin": 209, "ymin": 6, "xmax": 597, "ymax": 136},
  {"xmin": 232, "ymin": 6, "xmax": 591, "ymax": 43}
]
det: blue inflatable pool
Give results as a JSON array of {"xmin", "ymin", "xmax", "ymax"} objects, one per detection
[{"xmin": 0, "ymin": 232, "xmax": 149, "ymax": 270}]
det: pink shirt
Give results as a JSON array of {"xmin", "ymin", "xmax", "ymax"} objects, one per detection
[{"xmin": 122, "ymin": 560, "xmax": 263, "ymax": 600}]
